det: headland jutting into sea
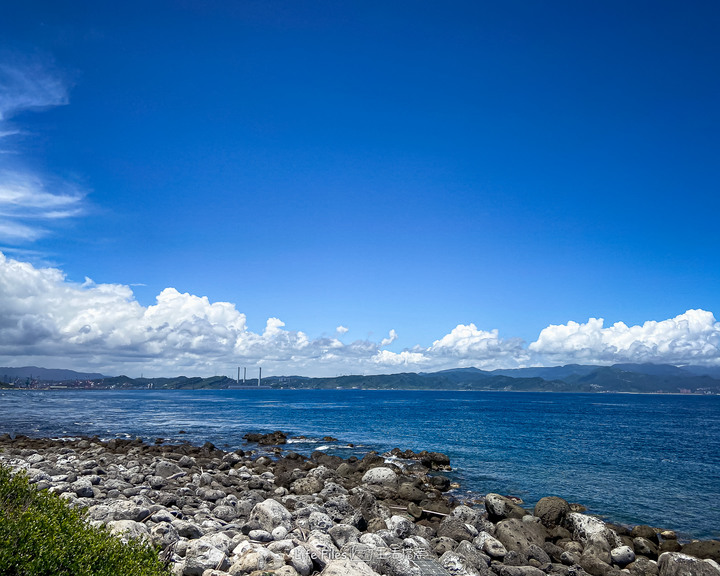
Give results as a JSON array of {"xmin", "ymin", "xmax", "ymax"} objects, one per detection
[{"xmin": 1, "ymin": 432, "xmax": 718, "ymax": 576}]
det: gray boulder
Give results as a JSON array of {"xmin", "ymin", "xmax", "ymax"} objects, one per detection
[
  {"xmin": 485, "ymin": 494, "xmax": 529, "ymax": 522},
  {"xmin": 181, "ymin": 539, "xmax": 230, "ymax": 576},
  {"xmin": 249, "ymin": 498, "xmax": 293, "ymax": 532},
  {"xmin": 579, "ymin": 551, "xmax": 619, "ymax": 575},
  {"xmin": 290, "ymin": 545, "xmax": 314, "ymax": 576},
  {"xmin": 438, "ymin": 551, "xmax": 476, "ymax": 575},
  {"xmin": 150, "ymin": 521, "xmax": 179, "ymax": 547},
  {"xmin": 71, "ymin": 478, "xmax": 94, "ymax": 498},
  {"xmin": 437, "ymin": 516, "xmax": 476, "ymax": 543},
  {"xmin": 455, "ymin": 540, "xmax": 490, "ymax": 574},
  {"xmin": 658, "ymin": 552, "xmax": 720, "ymax": 576},
  {"xmin": 291, "ymin": 476, "xmax": 324, "ymax": 495},
  {"xmin": 87, "ymin": 500, "xmax": 151, "ymax": 522},
  {"xmin": 474, "ymin": 531, "xmax": 507, "ymax": 558},
  {"xmin": 387, "ymin": 515, "xmax": 416, "ymax": 539},
  {"xmin": 626, "ymin": 555, "xmax": 660, "ymax": 575},
  {"xmin": 227, "ymin": 547, "xmax": 285, "ymax": 575},
  {"xmin": 156, "ymin": 460, "xmax": 184, "ymax": 479},
  {"xmin": 309, "ymin": 511, "xmax": 335, "ymax": 532},
  {"xmin": 329, "ymin": 524, "xmax": 361, "ymax": 548},
  {"xmin": 494, "ymin": 518, "xmax": 546, "ymax": 553}
]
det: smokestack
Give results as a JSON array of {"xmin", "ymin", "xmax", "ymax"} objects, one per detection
[
  {"xmin": 237, "ymin": 367, "xmax": 240, "ymax": 385},
  {"xmin": 243, "ymin": 367, "xmax": 246, "ymax": 383},
  {"xmin": 258, "ymin": 367, "xmax": 262, "ymax": 387}
]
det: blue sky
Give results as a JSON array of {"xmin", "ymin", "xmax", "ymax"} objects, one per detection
[{"xmin": 1, "ymin": 1, "xmax": 719, "ymax": 377}]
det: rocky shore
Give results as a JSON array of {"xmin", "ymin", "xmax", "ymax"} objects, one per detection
[{"xmin": 0, "ymin": 432, "xmax": 718, "ymax": 576}]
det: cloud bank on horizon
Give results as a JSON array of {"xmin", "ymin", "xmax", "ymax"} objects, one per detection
[{"xmin": 1, "ymin": 251, "xmax": 718, "ymax": 377}]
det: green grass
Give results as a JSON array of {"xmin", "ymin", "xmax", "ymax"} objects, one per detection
[{"xmin": 0, "ymin": 463, "xmax": 170, "ymax": 576}]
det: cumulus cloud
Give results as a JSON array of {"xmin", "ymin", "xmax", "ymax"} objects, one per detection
[
  {"xmin": 429, "ymin": 323, "xmax": 529, "ymax": 367},
  {"xmin": 0, "ymin": 59, "xmax": 85, "ymax": 244},
  {"xmin": 336, "ymin": 325, "xmax": 349, "ymax": 335},
  {"xmin": 1, "ymin": 252, "xmax": 719, "ymax": 376},
  {"xmin": 0, "ymin": 252, "xmax": 409, "ymax": 376},
  {"xmin": 529, "ymin": 310, "xmax": 720, "ymax": 366}
]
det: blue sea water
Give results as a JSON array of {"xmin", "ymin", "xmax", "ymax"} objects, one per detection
[{"xmin": 1, "ymin": 389, "xmax": 718, "ymax": 540}]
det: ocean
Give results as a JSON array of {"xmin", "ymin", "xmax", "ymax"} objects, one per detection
[{"xmin": 1, "ymin": 388, "xmax": 718, "ymax": 540}]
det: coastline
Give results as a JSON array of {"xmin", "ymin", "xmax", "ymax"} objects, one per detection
[
  {"xmin": 1, "ymin": 433, "xmax": 718, "ymax": 576},
  {"xmin": 2, "ymin": 388, "xmax": 719, "ymax": 542}
]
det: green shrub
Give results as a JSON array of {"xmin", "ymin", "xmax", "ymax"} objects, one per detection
[{"xmin": 0, "ymin": 463, "xmax": 170, "ymax": 576}]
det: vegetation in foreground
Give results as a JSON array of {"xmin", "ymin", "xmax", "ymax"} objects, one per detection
[{"xmin": 0, "ymin": 463, "xmax": 169, "ymax": 576}]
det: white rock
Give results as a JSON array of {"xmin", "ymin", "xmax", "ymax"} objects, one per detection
[
  {"xmin": 610, "ymin": 545, "xmax": 636, "ymax": 566},
  {"xmin": 473, "ymin": 531, "xmax": 507, "ymax": 558},
  {"xmin": 658, "ymin": 552, "xmax": 720, "ymax": 576},
  {"xmin": 108, "ymin": 520, "xmax": 150, "ymax": 544},
  {"xmin": 361, "ymin": 467, "xmax": 398, "ymax": 488},
  {"xmin": 249, "ymin": 498, "xmax": 293, "ymax": 532}
]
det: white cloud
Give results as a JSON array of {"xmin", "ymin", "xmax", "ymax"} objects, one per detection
[
  {"xmin": 1, "ymin": 252, "xmax": 719, "ymax": 376},
  {"xmin": 529, "ymin": 310, "xmax": 720, "ymax": 366},
  {"xmin": 0, "ymin": 60, "xmax": 69, "ymax": 121},
  {"xmin": 380, "ymin": 329, "xmax": 398, "ymax": 347},
  {"xmin": 336, "ymin": 325, "xmax": 349, "ymax": 335},
  {"xmin": 0, "ymin": 60, "xmax": 85, "ymax": 244}
]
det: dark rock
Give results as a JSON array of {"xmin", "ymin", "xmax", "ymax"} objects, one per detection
[
  {"xmin": 437, "ymin": 516, "xmax": 476, "ymax": 543},
  {"xmin": 535, "ymin": 496, "xmax": 571, "ymax": 529},
  {"xmin": 417, "ymin": 451, "xmax": 451, "ymax": 470},
  {"xmin": 633, "ymin": 536, "xmax": 659, "ymax": 560},
  {"xmin": 429, "ymin": 475, "xmax": 452, "ymax": 491},
  {"xmin": 542, "ymin": 541, "xmax": 565, "ymax": 562},
  {"xmin": 631, "ymin": 525, "xmax": 659, "ymax": 545},
  {"xmin": 504, "ymin": 550, "xmax": 529, "ymax": 566},
  {"xmin": 432, "ymin": 536, "xmax": 458, "ymax": 556},
  {"xmin": 398, "ymin": 482, "xmax": 426, "ymax": 502},
  {"xmin": 311, "ymin": 451, "xmax": 343, "ymax": 469},
  {"xmin": 681, "ymin": 540, "xmax": 720, "ymax": 563},
  {"xmin": 486, "ymin": 493, "xmax": 530, "ymax": 522},
  {"xmin": 243, "ymin": 431, "xmax": 287, "ymax": 445},
  {"xmin": 659, "ymin": 539, "xmax": 682, "ymax": 554},
  {"xmin": 579, "ymin": 552, "xmax": 622, "ymax": 576},
  {"xmin": 455, "ymin": 540, "xmax": 491, "ymax": 574},
  {"xmin": 626, "ymin": 555, "xmax": 659, "ymax": 575}
]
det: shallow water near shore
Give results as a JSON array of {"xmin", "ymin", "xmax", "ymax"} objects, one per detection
[{"xmin": 2, "ymin": 389, "xmax": 719, "ymax": 540}]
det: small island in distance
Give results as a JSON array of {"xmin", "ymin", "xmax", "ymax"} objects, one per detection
[{"xmin": 2, "ymin": 363, "xmax": 720, "ymax": 394}]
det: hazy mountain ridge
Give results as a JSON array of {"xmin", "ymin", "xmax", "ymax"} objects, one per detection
[
  {"xmin": 3, "ymin": 364, "xmax": 719, "ymax": 393},
  {"xmin": 0, "ymin": 366, "xmax": 106, "ymax": 382},
  {"xmin": 262, "ymin": 364, "xmax": 720, "ymax": 393}
]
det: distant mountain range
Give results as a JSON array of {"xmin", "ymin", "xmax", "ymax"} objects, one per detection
[
  {"xmin": 0, "ymin": 366, "xmax": 106, "ymax": 382},
  {"xmin": 2, "ymin": 363, "xmax": 719, "ymax": 394},
  {"xmin": 261, "ymin": 364, "xmax": 720, "ymax": 394}
]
